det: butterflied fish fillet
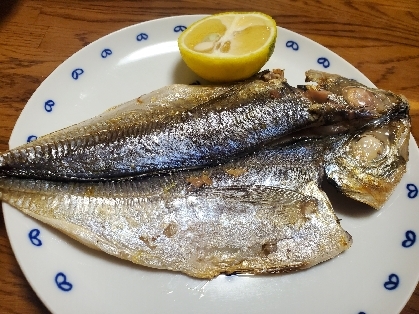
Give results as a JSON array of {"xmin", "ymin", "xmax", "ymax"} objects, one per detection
[
  {"xmin": 0, "ymin": 138, "xmax": 351, "ymax": 278},
  {"xmin": 0, "ymin": 70, "xmax": 408, "ymax": 181}
]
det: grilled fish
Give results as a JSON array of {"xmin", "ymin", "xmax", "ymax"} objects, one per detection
[
  {"xmin": 0, "ymin": 113, "xmax": 408, "ymax": 277},
  {"xmin": 0, "ymin": 70, "xmax": 408, "ymax": 181},
  {"xmin": 0, "ymin": 136, "xmax": 351, "ymax": 278}
]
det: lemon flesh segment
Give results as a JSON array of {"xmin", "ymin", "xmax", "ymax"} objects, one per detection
[{"xmin": 179, "ymin": 13, "xmax": 277, "ymax": 82}]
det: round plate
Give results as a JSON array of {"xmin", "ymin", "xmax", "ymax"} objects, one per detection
[{"xmin": 3, "ymin": 15, "xmax": 419, "ymax": 314}]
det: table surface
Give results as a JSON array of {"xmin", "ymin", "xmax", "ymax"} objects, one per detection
[{"xmin": 0, "ymin": 0, "xmax": 418, "ymax": 313}]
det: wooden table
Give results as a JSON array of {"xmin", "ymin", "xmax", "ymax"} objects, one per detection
[{"xmin": 0, "ymin": 1, "xmax": 418, "ymax": 313}]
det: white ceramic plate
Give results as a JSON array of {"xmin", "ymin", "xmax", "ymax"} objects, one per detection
[{"xmin": 3, "ymin": 15, "xmax": 419, "ymax": 314}]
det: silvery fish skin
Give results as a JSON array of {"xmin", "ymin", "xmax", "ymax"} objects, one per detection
[
  {"xmin": 325, "ymin": 114, "xmax": 410, "ymax": 209},
  {"xmin": 0, "ymin": 138, "xmax": 351, "ymax": 279},
  {"xmin": 0, "ymin": 83, "xmax": 229, "ymax": 180},
  {"xmin": 0, "ymin": 70, "xmax": 408, "ymax": 181},
  {"xmin": 218, "ymin": 111, "xmax": 410, "ymax": 211}
]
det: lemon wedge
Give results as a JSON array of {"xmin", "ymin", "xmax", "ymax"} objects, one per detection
[{"xmin": 178, "ymin": 12, "xmax": 277, "ymax": 82}]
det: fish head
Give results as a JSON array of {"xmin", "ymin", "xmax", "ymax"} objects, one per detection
[
  {"xmin": 325, "ymin": 115, "xmax": 410, "ymax": 209},
  {"xmin": 304, "ymin": 70, "xmax": 409, "ymax": 120}
]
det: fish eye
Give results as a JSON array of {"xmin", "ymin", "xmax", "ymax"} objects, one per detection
[
  {"xmin": 342, "ymin": 87, "xmax": 388, "ymax": 113},
  {"xmin": 343, "ymin": 87, "xmax": 375, "ymax": 107},
  {"xmin": 349, "ymin": 132, "xmax": 388, "ymax": 163}
]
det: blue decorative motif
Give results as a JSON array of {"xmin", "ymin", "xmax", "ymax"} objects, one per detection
[
  {"xmin": 384, "ymin": 274, "xmax": 399, "ymax": 290},
  {"xmin": 71, "ymin": 68, "xmax": 84, "ymax": 80},
  {"xmin": 101, "ymin": 48, "xmax": 112, "ymax": 58},
  {"xmin": 136, "ymin": 33, "xmax": 149, "ymax": 41},
  {"xmin": 359, "ymin": 312, "xmax": 366, "ymax": 314},
  {"xmin": 55, "ymin": 272, "xmax": 73, "ymax": 292},
  {"xmin": 44, "ymin": 99, "xmax": 55, "ymax": 112},
  {"xmin": 407, "ymin": 183, "xmax": 418, "ymax": 199},
  {"xmin": 27, "ymin": 135, "xmax": 37, "ymax": 143},
  {"xmin": 174, "ymin": 25, "xmax": 187, "ymax": 32},
  {"xmin": 402, "ymin": 230, "xmax": 416, "ymax": 248},
  {"xmin": 317, "ymin": 57, "xmax": 330, "ymax": 68},
  {"xmin": 28, "ymin": 228, "xmax": 42, "ymax": 246},
  {"xmin": 286, "ymin": 40, "xmax": 299, "ymax": 51}
]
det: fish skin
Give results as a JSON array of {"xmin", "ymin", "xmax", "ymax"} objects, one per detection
[
  {"xmin": 0, "ymin": 111, "xmax": 409, "ymax": 277},
  {"xmin": 0, "ymin": 70, "xmax": 408, "ymax": 181},
  {"xmin": 0, "ymin": 83, "xmax": 230, "ymax": 180},
  {"xmin": 1, "ymin": 113, "xmax": 408, "ymax": 277},
  {"xmin": 324, "ymin": 114, "xmax": 410, "ymax": 209},
  {"xmin": 275, "ymin": 110, "xmax": 410, "ymax": 210},
  {"xmin": 0, "ymin": 138, "xmax": 351, "ymax": 278},
  {"xmin": 206, "ymin": 109, "xmax": 410, "ymax": 211},
  {"xmin": 305, "ymin": 70, "xmax": 409, "ymax": 120}
]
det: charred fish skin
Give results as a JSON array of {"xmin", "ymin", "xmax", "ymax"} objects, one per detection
[
  {"xmin": 0, "ymin": 70, "xmax": 408, "ymax": 181},
  {"xmin": 324, "ymin": 114, "xmax": 410, "ymax": 209},
  {"xmin": 0, "ymin": 180, "xmax": 351, "ymax": 279}
]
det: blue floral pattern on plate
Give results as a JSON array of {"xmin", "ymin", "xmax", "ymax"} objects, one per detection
[
  {"xmin": 44, "ymin": 99, "xmax": 55, "ymax": 112},
  {"xmin": 136, "ymin": 32, "xmax": 148, "ymax": 41},
  {"xmin": 71, "ymin": 68, "xmax": 84, "ymax": 80},
  {"xmin": 317, "ymin": 57, "xmax": 330, "ymax": 68},
  {"xmin": 286, "ymin": 40, "xmax": 299, "ymax": 51},
  {"xmin": 26, "ymin": 135, "xmax": 37, "ymax": 142},
  {"xmin": 384, "ymin": 274, "xmax": 400, "ymax": 291},
  {"xmin": 407, "ymin": 183, "xmax": 418, "ymax": 198},
  {"xmin": 55, "ymin": 273, "xmax": 73, "ymax": 292},
  {"xmin": 28, "ymin": 228, "xmax": 42, "ymax": 247},
  {"xmin": 101, "ymin": 48, "xmax": 112, "ymax": 58},
  {"xmin": 174, "ymin": 25, "xmax": 186, "ymax": 32}
]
